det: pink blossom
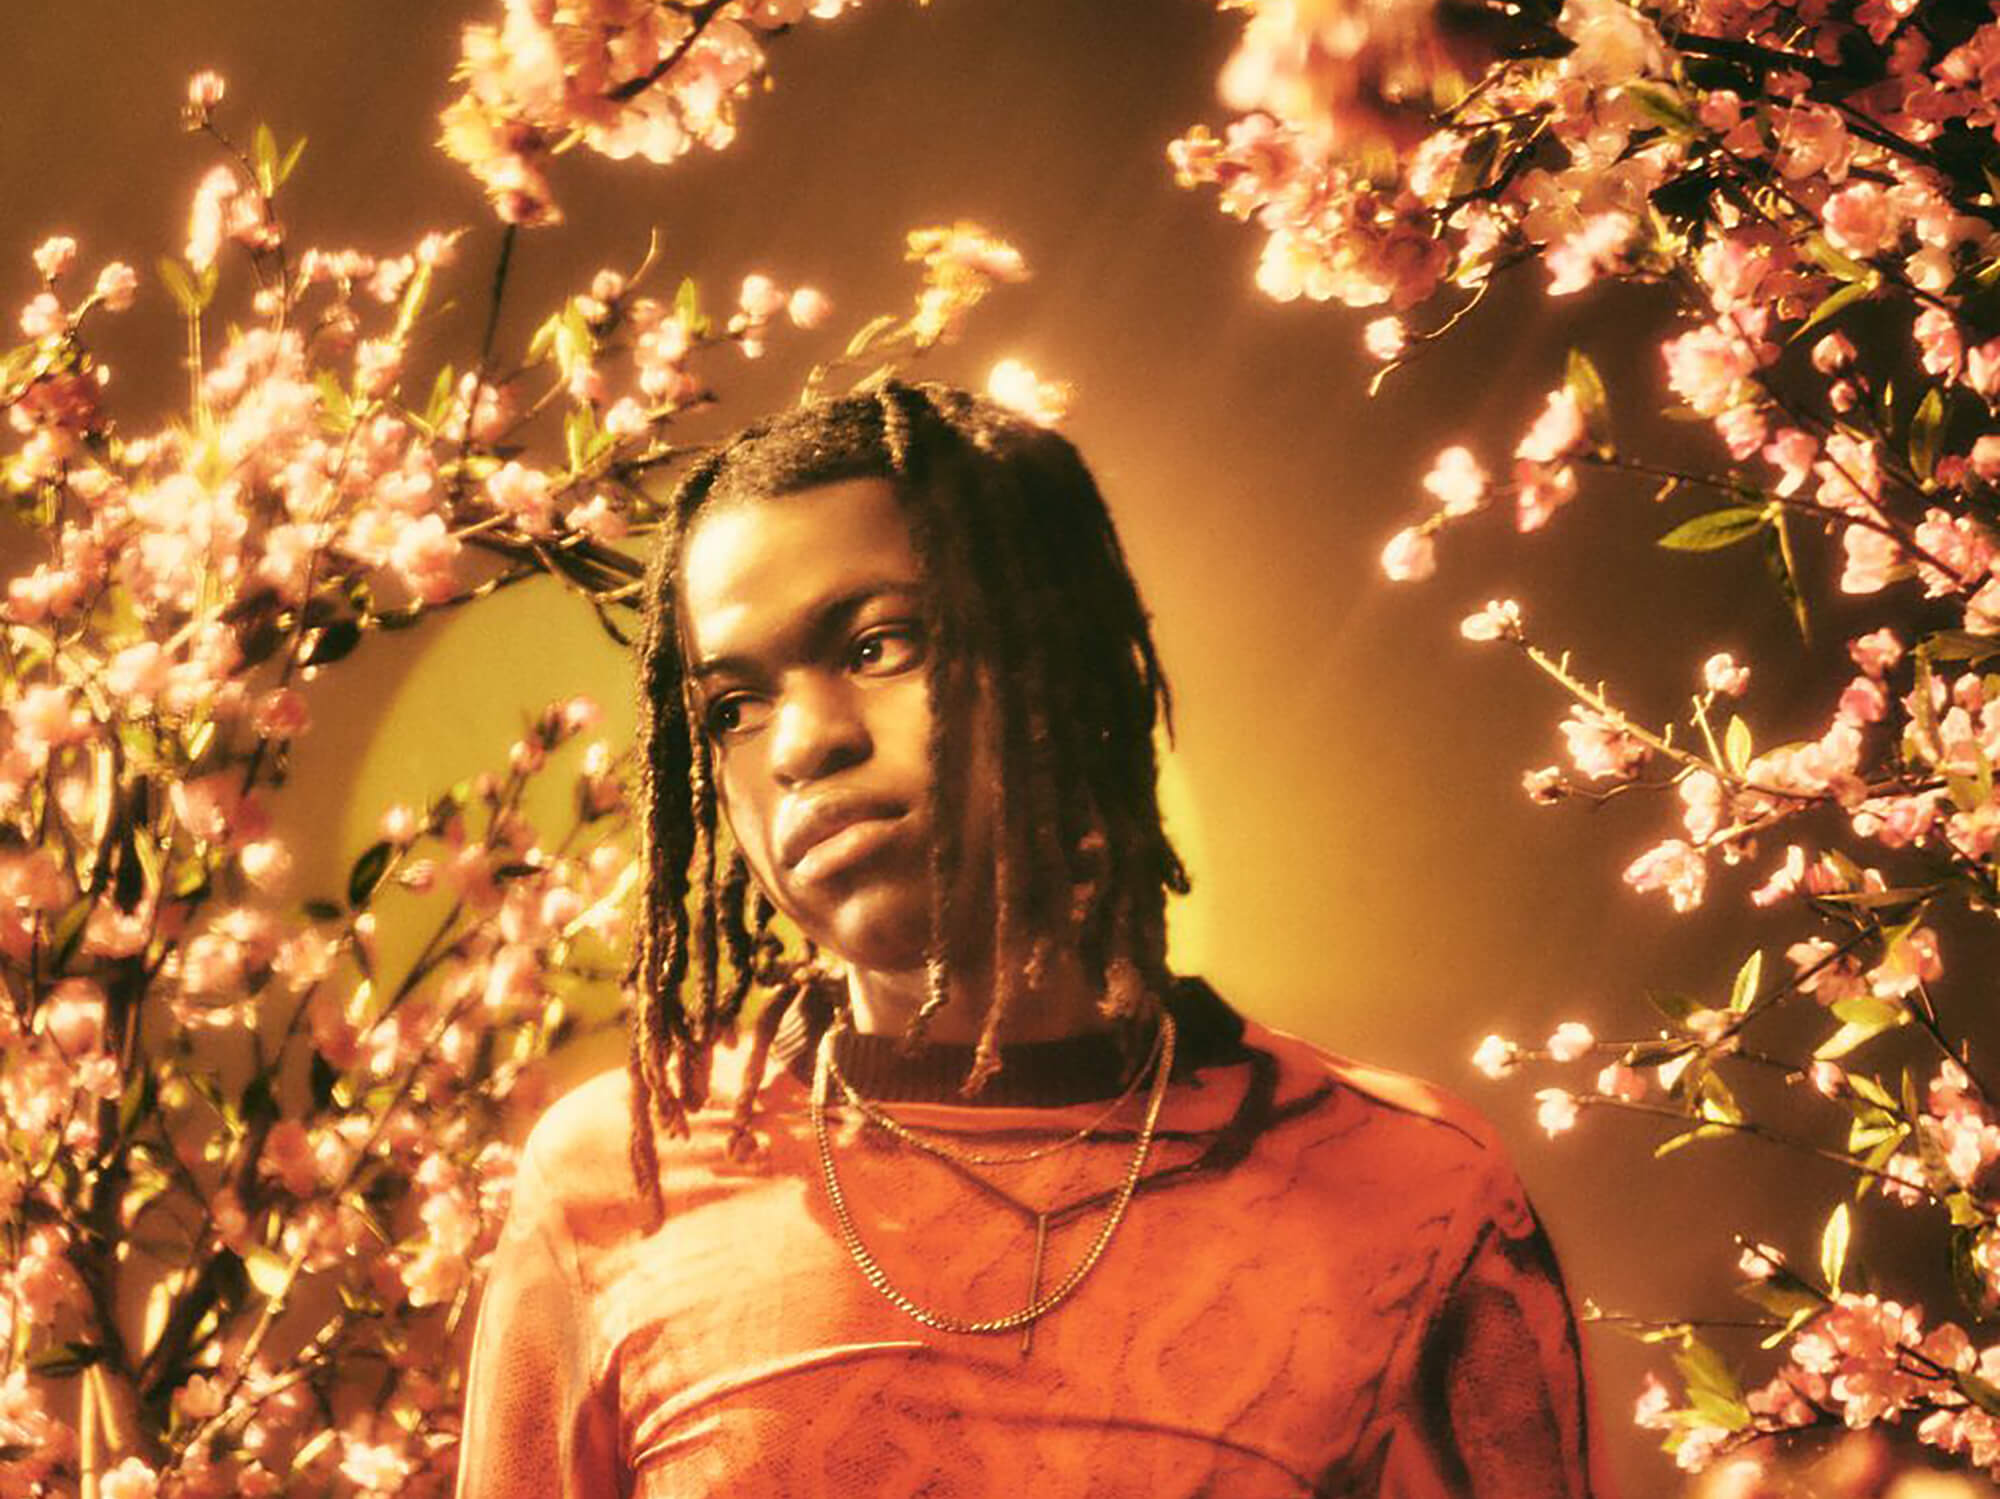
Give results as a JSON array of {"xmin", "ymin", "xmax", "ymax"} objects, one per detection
[
  {"xmin": 1633, "ymin": 1372, "xmax": 1674, "ymax": 1428},
  {"xmin": 1838, "ymin": 674, "xmax": 1888, "ymax": 726},
  {"xmin": 1513, "ymin": 459, "xmax": 1578, "ymax": 532},
  {"xmin": 1809, "ymin": 1060, "xmax": 1847, "ymax": 1097},
  {"xmin": 32, "ymin": 236, "xmax": 77, "ymax": 282},
  {"xmin": 1515, "ymin": 389, "xmax": 1588, "ymax": 464},
  {"xmin": 1972, "ymin": 434, "xmax": 2000, "ymax": 484},
  {"xmin": 1915, "ymin": 307, "xmax": 1964, "ymax": 379},
  {"xmin": 1560, "ymin": 706, "xmax": 1648, "ymax": 781},
  {"xmin": 1712, "ymin": 403, "xmax": 1766, "ymax": 460},
  {"xmin": 1546, "ymin": 1021, "xmax": 1594, "ymax": 1062},
  {"xmin": 42, "ymin": 979, "xmax": 105, "ymax": 1054},
  {"xmin": 1363, "ymin": 316, "xmax": 1405, "ymax": 362},
  {"xmin": 786, "ymin": 286, "xmax": 831, "ymax": 329},
  {"xmin": 1822, "ymin": 183, "xmax": 1901, "ymax": 259},
  {"xmin": 1595, "ymin": 1062, "xmax": 1646, "ymax": 1102},
  {"xmin": 252, "ymin": 689, "xmax": 311, "ymax": 741},
  {"xmin": 1868, "ymin": 925, "xmax": 1941, "ymax": 998},
  {"xmin": 389, "ymin": 512, "xmax": 463, "ymax": 603},
  {"xmin": 1623, "ymin": 838, "xmax": 1707, "ymax": 911},
  {"xmin": 1545, "ymin": 212, "xmax": 1634, "ymax": 295},
  {"xmin": 1848, "ymin": 627, "xmax": 1904, "ymax": 677},
  {"xmin": 186, "ymin": 70, "xmax": 226, "ymax": 110},
  {"xmin": 1762, "ymin": 428, "xmax": 1818, "ymax": 496},
  {"xmin": 1663, "ymin": 323, "xmax": 1757, "ymax": 415},
  {"xmin": 1839, "ymin": 524, "xmax": 1902, "ymax": 594},
  {"xmin": 99, "ymin": 1457, "xmax": 158, "ymax": 1499},
  {"xmin": 736, "ymin": 273, "xmax": 787, "ymax": 320},
  {"xmin": 1422, "ymin": 445, "xmax": 1487, "ymax": 516},
  {"xmin": 90, "ymin": 261, "xmax": 137, "ymax": 312},
  {"xmin": 1459, "ymin": 598, "xmax": 1521, "ymax": 642},
  {"xmin": 1379, "ymin": 526, "xmax": 1436, "ymax": 582},
  {"xmin": 239, "ymin": 839, "xmax": 293, "ymax": 892},
  {"xmin": 1702, "ymin": 652, "xmax": 1749, "ymax": 696},
  {"xmin": 9, "ymin": 684, "xmax": 91, "ymax": 764},
  {"xmin": 1967, "ymin": 337, "xmax": 2000, "ymax": 399},
  {"xmin": 1471, "ymin": 1034, "xmax": 1518, "ymax": 1079},
  {"xmin": 1534, "ymin": 1088, "xmax": 1580, "ymax": 1137},
  {"xmin": 984, "ymin": 359, "xmax": 1071, "ymax": 427},
  {"xmin": 1679, "ymin": 768, "xmax": 1726, "ymax": 843},
  {"xmin": 18, "ymin": 292, "xmax": 63, "ymax": 340}
]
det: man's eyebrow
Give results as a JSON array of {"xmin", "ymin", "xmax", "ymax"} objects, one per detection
[{"xmin": 689, "ymin": 582, "xmax": 921, "ymax": 682}]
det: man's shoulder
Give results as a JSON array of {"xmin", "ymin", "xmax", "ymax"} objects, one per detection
[
  {"xmin": 1253, "ymin": 1022, "xmax": 1500, "ymax": 1147},
  {"xmin": 1247, "ymin": 1022, "xmax": 1536, "ymax": 1234}
]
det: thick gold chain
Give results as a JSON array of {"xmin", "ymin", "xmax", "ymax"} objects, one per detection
[
  {"xmin": 822, "ymin": 1014, "xmax": 1167, "ymax": 1167},
  {"xmin": 809, "ymin": 1010, "xmax": 1177, "ymax": 1337}
]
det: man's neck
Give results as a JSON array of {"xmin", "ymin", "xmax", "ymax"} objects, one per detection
[{"xmin": 845, "ymin": 947, "xmax": 1113, "ymax": 1045}]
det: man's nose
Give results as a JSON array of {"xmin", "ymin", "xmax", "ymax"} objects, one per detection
[{"xmin": 769, "ymin": 675, "xmax": 870, "ymax": 786}]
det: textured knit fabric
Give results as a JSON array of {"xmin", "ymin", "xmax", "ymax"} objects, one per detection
[{"xmin": 455, "ymin": 994, "xmax": 1602, "ymax": 1499}]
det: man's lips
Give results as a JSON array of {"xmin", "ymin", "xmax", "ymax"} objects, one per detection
[{"xmin": 776, "ymin": 793, "xmax": 909, "ymax": 879}]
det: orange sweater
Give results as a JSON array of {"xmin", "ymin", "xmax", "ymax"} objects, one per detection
[{"xmin": 456, "ymin": 988, "xmax": 1601, "ymax": 1497}]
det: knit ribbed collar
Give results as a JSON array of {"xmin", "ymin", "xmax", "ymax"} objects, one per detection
[{"xmin": 779, "ymin": 976, "xmax": 1246, "ymax": 1106}]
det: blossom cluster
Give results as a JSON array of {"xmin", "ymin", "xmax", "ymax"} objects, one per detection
[
  {"xmin": 1182, "ymin": 0, "xmax": 2000, "ymax": 1483},
  {"xmin": 1, "ymin": 64, "xmax": 1023, "ymax": 1497},
  {"xmin": 440, "ymin": 0, "xmax": 863, "ymax": 226}
]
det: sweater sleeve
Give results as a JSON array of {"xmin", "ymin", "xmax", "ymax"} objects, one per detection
[
  {"xmin": 1414, "ymin": 1192, "xmax": 1603, "ymax": 1499},
  {"xmin": 454, "ymin": 1134, "xmax": 623, "ymax": 1499}
]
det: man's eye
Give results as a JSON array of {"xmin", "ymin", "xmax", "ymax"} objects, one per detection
[
  {"xmin": 849, "ymin": 625, "xmax": 923, "ymax": 676},
  {"xmin": 703, "ymin": 694, "xmax": 769, "ymax": 738}
]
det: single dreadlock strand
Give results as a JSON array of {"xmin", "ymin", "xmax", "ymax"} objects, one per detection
[
  {"xmin": 724, "ymin": 966, "xmax": 805, "ymax": 1159},
  {"xmin": 880, "ymin": 386, "xmax": 969, "ymax": 1046},
  {"xmin": 718, "ymin": 851, "xmax": 756, "ymax": 1024}
]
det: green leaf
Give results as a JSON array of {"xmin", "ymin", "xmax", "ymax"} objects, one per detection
[
  {"xmin": 28, "ymin": 1341, "xmax": 104, "ymax": 1377},
  {"xmin": 1647, "ymin": 990, "xmax": 1705, "ymax": 1025},
  {"xmin": 1794, "ymin": 277, "xmax": 1875, "ymax": 340},
  {"xmin": 347, "ymin": 839, "xmax": 393, "ymax": 909},
  {"xmin": 1727, "ymin": 949, "xmax": 1762, "ymax": 1014},
  {"xmin": 1910, "ymin": 386, "xmax": 1946, "ymax": 482},
  {"xmin": 253, "ymin": 123, "xmax": 279, "ymax": 197},
  {"xmin": 1961, "ymin": 1371, "xmax": 2000, "ymax": 1419},
  {"xmin": 118, "ymin": 1065, "xmax": 156, "ymax": 1136},
  {"xmin": 1820, "ymin": 1202, "xmax": 1851, "ymax": 1295},
  {"xmin": 1817, "ymin": 995, "xmax": 1908, "ymax": 1059},
  {"xmin": 1762, "ymin": 510, "xmax": 1810, "ymax": 643},
  {"xmin": 1672, "ymin": 1337, "xmax": 1749, "ymax": 1429},
  {"xmin": 1724, "ymin": 715, "xmax": 1752, "ymax": 777},
  {"xmin": 1624, "ymin": 82, "xmax": 1699, "ymax": 136},
  {"xmin": 157, "ymin": 257, "xmax": 208, "ymax": 315},
  {"xmin": 1927, "ymin": 631, "xmax": 2000, "ymax": 664},
  {"xmin": 1801, "ymin": 233, "xmax": 1872, "ymax": 283},
  {"xmin": 674, "ymin": 276, "xmax": 710, "ymax": 339},
  {"xmin": 1659, "ymin": 506, "xmax": 1767, "ymax": 551},
  {"xmin": 1565, "ymin": 348, "xmax": 1609, "ymax": 439},
  {"xmin": 276, "ymin": 134, "xmax": 308, "ymax": 190},
  {"xmin": 390, "ymin": 260, "xmax": 433, "ymax": 345},
  {"xmin": 303, "ymin": 618, "xmax": 362, "ymax": 667}
]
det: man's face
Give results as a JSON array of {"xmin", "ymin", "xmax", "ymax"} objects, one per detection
[{"xmin": 678, "ymin": 478, "xmax": 938, "ymax": 974}]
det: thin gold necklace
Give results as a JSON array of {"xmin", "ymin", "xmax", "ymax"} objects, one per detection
[
  {"xmin": 810, "ymin": 1010, "xmax": 1177, "ymax": 1346},
  {"xmin": 822, "ymin": 1013, "xmax": 1168, "ymax": 1167}
]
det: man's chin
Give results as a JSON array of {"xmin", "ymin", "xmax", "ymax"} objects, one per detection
[{"xmin": 809, "ymin": 895, "xmax": 930, "ymax": 978}]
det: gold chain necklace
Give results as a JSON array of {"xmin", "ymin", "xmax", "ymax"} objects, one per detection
[
  {"xmin": 810, "ymin": 1010, "xmax": 1177, "ymax": 1344},
  {"xmin": 822, "ymin": 1014, "xmax": 1168, "ymax": 1167}
]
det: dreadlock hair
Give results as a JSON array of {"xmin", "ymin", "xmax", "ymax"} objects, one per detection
[{"xmin": 625, "ymin": 380, "xmax": 1188, "ymax": 1220}]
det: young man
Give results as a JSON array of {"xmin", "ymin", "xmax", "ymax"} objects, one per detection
[{"xmin": 455, "ymin": 383, "xmax": 1603, "ymax": 1497}]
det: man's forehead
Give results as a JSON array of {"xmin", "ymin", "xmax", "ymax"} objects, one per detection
[{"xmin": 679, "ymin": 478, "xmax": 923, "ymax": 661}]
